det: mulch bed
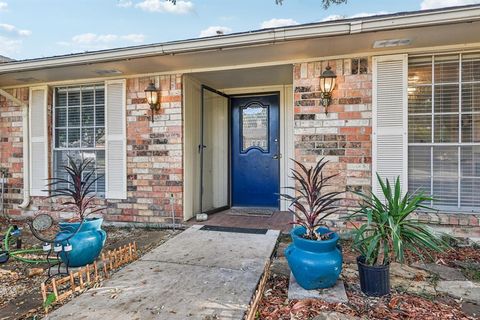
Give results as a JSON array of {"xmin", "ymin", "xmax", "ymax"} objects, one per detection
[
  {"xmin": 258, "ymin": 239, "xmax": 480, "ymax": 320},
  {"xmin": 257, "ymin": 274, "xmax": 475, "ymax": 320},
  {"xmin": 422, "ymin": 246, "xmax": 480, "ymax": 267}
]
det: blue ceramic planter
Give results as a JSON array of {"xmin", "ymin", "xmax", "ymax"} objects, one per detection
[
  {"xmin": 285, "ymin": 226, "xmax": 342, "ymax": 290},
  {"xmin": 55, "ymin": 218, "xmax": 107, "ymax": 267}
]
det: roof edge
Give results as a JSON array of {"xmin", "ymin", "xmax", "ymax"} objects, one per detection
[{"xmin": 1, "ymin": 4, "xmax": 480, "ymax": 73}]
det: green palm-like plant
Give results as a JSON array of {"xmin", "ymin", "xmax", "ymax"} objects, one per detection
[
  {"xmin": 45, "ymin": 156, "xmax": 104, "ymax": 221},
  {"xmin": 349, "ymin": 174, "xmax": 448, "ymax": 266},
  {"xmin": 281, "ymin": 158, "xmax": 343, "ymax": 240}
]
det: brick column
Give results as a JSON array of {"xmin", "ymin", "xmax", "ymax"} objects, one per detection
[{"xmin": 293, "ymin": 59, "xmax": 372, "ymax": 226}]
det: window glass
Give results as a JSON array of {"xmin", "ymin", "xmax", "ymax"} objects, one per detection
[
  {"xmin": 434, "ymin": 55, "xmax": 459, "ymax": 84},
  {"xmin": 462, "ymin": 83, "xmax": 480, "ymax": 113},
  {"xmin": 351, "ymin": 57, "xmax": 368, "ymax": 75},
  {"xmin": 432, "ymin": 147, "xmax": 458, "ymax": 207},
  {"xmin": 408, "ymin": 86, "xmax": 432, "ymax": 114},
  {"xmin": 408, "ymin": 56, "xmax": 432, "ymax": 85},
  {"xmin": 462, "ymin": 53, "xmax": 480, "ymax": 82},
  {"xmin": 434, "ymin": 114, "xmax": 458, "ymax": 143},
  {"xmin": 408, "ymin": 146, "xmax": 431, "ymax": 194},
  {"xmin": 54, "ymin": 84, "xmax": 105, "ymax": 193},
  {"xmin": 408, "ymin": 115, "xmax": 431, "ymax": 143},
  {"xmin": 242, "ymin": 103, "xmax": 268, "ymax": 152}
]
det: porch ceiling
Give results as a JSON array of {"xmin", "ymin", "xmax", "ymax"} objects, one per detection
[
  {"xmin": 1, "ymin": 19, "xmax": 480, "ymax": 87},
  {"xmin": 190, "ymin": 65, "xmax": 294, "ymax": 88}
]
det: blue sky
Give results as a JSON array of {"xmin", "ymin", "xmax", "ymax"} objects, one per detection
[{"xmin": 0, "ymin": 0, "xmax": 478, "ymax": 60}]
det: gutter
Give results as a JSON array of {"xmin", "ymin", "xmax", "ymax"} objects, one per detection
[
  {"xmin": 0, "ymin": 89, "xmax": 30, "ymax": 209},
  {"xmin": 0, "ymin": 5, "xmax": 479, "ymax": 74}
]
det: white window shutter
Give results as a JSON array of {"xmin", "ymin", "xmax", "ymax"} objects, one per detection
[
  {"xmin": 372, "ymin": 54, "xmax": 408, "ymax": 197},
  {"xmin": 105, "ymin": 80, "xmax": 127, "ymax": 199},
  {"xmin": 29, "ymin": 86, "xmax": 48, "ymax": 196}
]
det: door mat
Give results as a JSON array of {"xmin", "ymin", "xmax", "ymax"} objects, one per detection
[
  {"xmin": 200, "ymin": 225, "xmax": 268, "ymax": 235},
  {"xmin": 226, "ymin": 208, "xmax": 275, "ymax": 217}
]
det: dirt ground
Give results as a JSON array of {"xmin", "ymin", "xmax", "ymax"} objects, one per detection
[{"xmin": 0, "ymin": 219, "xmax": 178, "ymax": 320}]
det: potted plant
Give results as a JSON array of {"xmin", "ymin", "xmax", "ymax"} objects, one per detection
[
  {"xmin": 348, "ymin": 174, "xmax": 448, "ymax": 296},
  {"xmin": 46, "ymin": 156, "xmax": 106, "ymax": 267},
  {"xmin": 281, "ymin": 158, "xmax": 343, "ymax": 290}
]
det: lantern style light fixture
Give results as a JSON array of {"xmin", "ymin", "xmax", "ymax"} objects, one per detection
[
  {"xmin": 144, "ymin": 81, "xmax": 159, "ymax": 123},
  {"xmin": 319, "ymin": 65, "xmax": 337, "ymax": 114}
]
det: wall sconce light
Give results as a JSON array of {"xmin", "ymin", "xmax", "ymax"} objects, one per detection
[
  {"xmin": 144, "ymin": 81, "xmax": 159, "ymax": 123},
  {"xmin": 319, "ymin": 65, "xmax": 337, "ymax": 114}
]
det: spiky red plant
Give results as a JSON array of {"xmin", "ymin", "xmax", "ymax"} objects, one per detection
[
  {"xmin": 281, "ymin": 158, "xmax": 343, "ymax": 240},
  {"xmin": 45, "ymin": 156, "xmax": 104, "ymax": 221}
]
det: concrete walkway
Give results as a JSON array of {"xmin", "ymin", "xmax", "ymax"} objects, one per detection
[{"xmin": 46, "ymin": 225, "xmax": 279, "ymax": 320}]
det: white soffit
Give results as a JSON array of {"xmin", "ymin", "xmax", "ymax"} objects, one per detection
[{"xmin": 190, "ymin": 65, "xmax": 294, "ymax": 88}]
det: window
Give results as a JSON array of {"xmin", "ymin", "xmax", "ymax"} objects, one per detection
[
  {"xmin": 53, "ymin": 85, "xmax": 106, "ymax": 193},
  {"xmin": 408, "ymin": 54, "xmax": 480, "ymax": 210},
  {"xmin": 241, "ymin": 103, "xmax": 269, "ymax": 152},
  {"xmin": 351, "ymin": 57, "xmax": 368, "ymax": 75}
]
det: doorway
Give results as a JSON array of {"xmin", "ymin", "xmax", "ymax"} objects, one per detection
[
  {"xmin": 183, "ymin": 71, "xmax": 294, "ymax": 222},
  {"xmin": 231, "ymin": 94, "xmax": 280, "ymax": 209}
]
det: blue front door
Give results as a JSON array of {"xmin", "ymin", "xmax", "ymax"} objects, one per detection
[{"xmin": 231, "ymin": 94, "xmax": 280, "ymax": 208}]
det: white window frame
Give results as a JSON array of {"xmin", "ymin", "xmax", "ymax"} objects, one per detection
[
  {"xmin": 52, "ymin": 83, "xmax": 106, "ymax": 194},
  {"xmin": 407, "ymin": 52, "xmax": 480, "ymax": 213}
]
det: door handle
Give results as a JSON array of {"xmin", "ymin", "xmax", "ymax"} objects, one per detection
[
  {"xmin": 198, "ymin": 144, "xmax": 207, "ymax": 153},
  {"xmin": 273, "ymin": 154, "xmax": 282, "ymax": 160}
]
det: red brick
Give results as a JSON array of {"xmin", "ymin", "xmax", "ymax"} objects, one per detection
[{"xmin": 338, "ymin": 111, "xmax": 362, "ymax": 119}]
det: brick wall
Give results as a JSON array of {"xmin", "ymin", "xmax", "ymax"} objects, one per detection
[
  {"xmin": 0, "ymin": 88, "xmax": 28, "ymax": 217},
  {"xmin": 292, "ymin": 59, "xmax": 480, "ymax": 240},
  {"xmin": 1, "ymin": 75, "xmax": 183, "ymax": 225},
  {"xmin": 111, "ymin": 75, "xmax": 183, "ymax": 224},
  {"xmin": 293, "ymin": 59, "xmax": 373, "ymax": 222},
  {"xmin": 0, "ymin": 65, "xmax": 479, "ymax": 239}
]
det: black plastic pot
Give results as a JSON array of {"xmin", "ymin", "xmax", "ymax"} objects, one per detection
[{"xmin": 357, "ymin": 256, "xmax": 390, "ymax": 296}]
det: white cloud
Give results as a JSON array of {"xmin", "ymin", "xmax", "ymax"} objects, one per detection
[
  {"xmin": 121, "ymin": 33, "xmax": 145, "ymax": 43},
  {"xmin": 136, "ymin": 0, "xmax": 194, "ymax": 14},
  {"xmin": 420, "ymin": 0, "xmax": 480, "ymax": 9},
  {"xmin": 260, "ymin": 18, "xmax": 298, "ymax": 29},
  {"xmin": 0, "ymin": 36, "xmax": 21, "ymax": 56},
  {"xmin": 349, "ymin": 11, "xmax": 389, "ymax": 18},
  {"xmin": 0, "ymin": 23, "xmax": 31, "ymax": 37},
  {"xmin": 322, "ymin": 11, "xmax": 389, "ymax": 22},
  {"xmin": 70, "ymin": 33, "xmax": 145, "ymax": 45},
  {"xmin": 322, "ymin": 14, "xmax": 346, "ymax": 22},
  {"xmin": 199, "ymin": 26, "xmax": 232, "ymax": 37},
  {"xmin": 59, "ymin": 32, "xmax": 146, "ymax": 52},
  {"xmin": 117, "ymin": 0, "xmax": 133, "ymax": 7},
  {"xmin": 72, "ymin": 33, "xmax": 118, "ymax": 44},
  {"xmin": 0, "ymin": 2, "xmax": 7, "ymax": 11}
]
